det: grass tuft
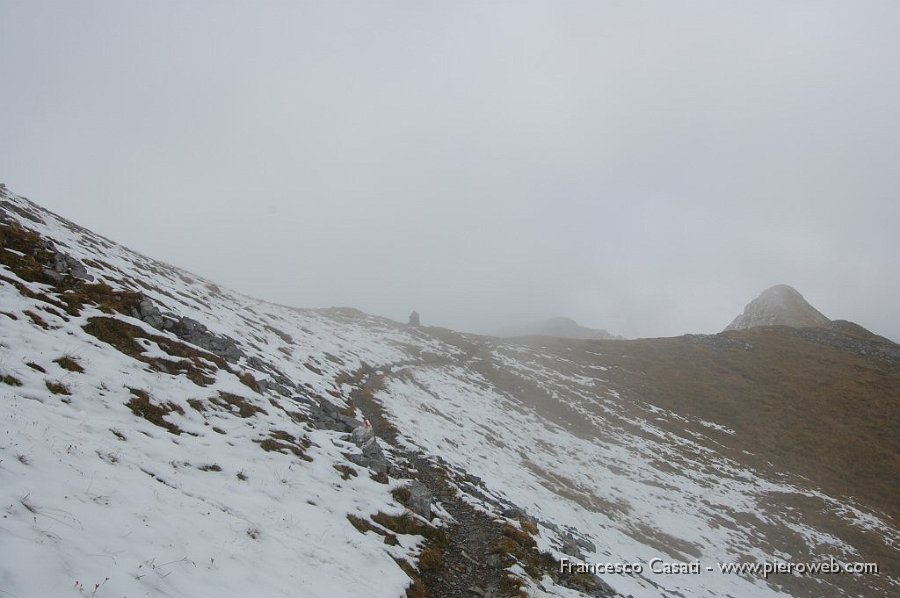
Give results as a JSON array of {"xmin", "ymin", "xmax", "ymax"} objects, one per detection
[
  {"xmin": 46, "ymin": 380, "xmax": 70, "ymax": 395},
  {"xmin": 418, "ymin": 545, "xmax": 443, "ymax": 571},
  {"xmin": 210, "ymin": 392, "xmax": 266, "ymax": 417},
  {"xmin": 125, "ymin": 388, "xmax": 184, "ymax": 435},
  {"xmin": 54, "ymin": 355, "xmax": 84, "ymax": 373},
  {"xmin": 1, "ymin": 374, "xmax": 22, "ymax": 386},
  {"xmin": 255, "ymin": 431, "xmax": 313, "ymax": 462}
]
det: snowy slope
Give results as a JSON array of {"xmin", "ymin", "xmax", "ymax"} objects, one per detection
[{"xmin": 1, "ymin": 186, "xmax": 897, "ymax": 597}]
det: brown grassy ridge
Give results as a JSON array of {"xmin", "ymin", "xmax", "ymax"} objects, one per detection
[{"xmin": 577, "ymin": 328, "xmax": 900, "ymax": 524}]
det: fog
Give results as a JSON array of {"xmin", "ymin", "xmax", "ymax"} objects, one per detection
[{"xmin": 2, "ymin": 1, "xmax": 898, "ymax": 340}]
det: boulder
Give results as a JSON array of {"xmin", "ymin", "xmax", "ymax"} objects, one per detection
[
  {"xmin": 405, "ymin": 481, "xmax": 433, "ymax": 518},
  {"xmin": 347, "ymin": 422, "xmax": 390, "ymax": 474}
]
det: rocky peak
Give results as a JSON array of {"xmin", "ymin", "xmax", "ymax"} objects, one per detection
[{"xmin": 725, "ymin": 284, "xmax": 830, "ymax": 331}]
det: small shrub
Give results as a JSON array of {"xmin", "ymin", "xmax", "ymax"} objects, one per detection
[
  {"xmin": 236, "ymin": 471, "xmax": 248, "ymax": 481},
  {"xmin": 25, "ymin": 362, "xmax": 45, "ymax": 373},
  {"xmin": 46, "ymin": 380, "xmax": 70, "ymax": 395},
  {"xmin": 54, "ymin": 355, "xmax": 84, "ymax": 373},
  {"xmin": 198, "ymin": 463, "xmax": 222, "ymax": 472}
]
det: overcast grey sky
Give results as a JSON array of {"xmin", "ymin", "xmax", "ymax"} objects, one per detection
[{"xmin": 1, "ymin": 1, "xmax": 898, "ymax": 340}]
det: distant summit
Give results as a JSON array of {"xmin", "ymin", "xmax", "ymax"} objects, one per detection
[
  {"xmin": 499, "ymin": 317, "xmax": 623, "ymax": 340},
  {"xmin": 725, "ymin": 284, "xmax": 830, "ymax": 331}
]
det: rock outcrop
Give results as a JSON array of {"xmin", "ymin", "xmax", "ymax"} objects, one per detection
[{"xmin": 724, "ymin": 284, "xmax": 830, "ymax": 331}]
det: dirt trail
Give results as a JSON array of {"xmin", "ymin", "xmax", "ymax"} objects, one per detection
[{"xmin": 346, "ymin": 363, "xmax": 616, "ymax": 598}]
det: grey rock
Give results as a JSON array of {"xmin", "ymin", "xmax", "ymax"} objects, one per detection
[
  {"xmin": 561, "ymin": 531, "xmax": 596, "ymax": 559},
  {"xmin": 44, "ymin": 252, "xmax": 94, "ymax": 283},
  {"xmin": 405, "ymin": 481, "xmax": 432, "ymax": 518},
  {"xmin": 351, "ymin": 424, "xmax": 375, "ymax": 445},
  {"xmin": 266, "ymin": 381, "xmax": 292, "ymax": 397},
  {"xmin": 173, "ymin": 316, "xmax": 244, "ymax": 362},
  {"xmin": 346, "ymin": 423, "xmax": 390, "ymax": 474},
  {"xmin": 43, "ymin": 268, "xmax": 66, "ymax": 284},
  {"xmin": 309, "ymin": 399, "xmax": 360, "ymax": 433}
]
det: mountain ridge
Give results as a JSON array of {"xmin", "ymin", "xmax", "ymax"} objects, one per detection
[{"xmin": 498, "ymin": 316, "xmax": 623, "ymax": 341}]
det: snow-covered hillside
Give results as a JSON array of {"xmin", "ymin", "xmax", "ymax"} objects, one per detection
[{"xmin": 1, "ymin": 185, "xmax": 897, "ymax": 597}]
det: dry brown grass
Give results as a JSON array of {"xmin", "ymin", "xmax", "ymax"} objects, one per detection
[
  {"xmin": 593, "ymin": 329, "xmax": 900, "ymax": 523},
  {"xmin": 418, "ymin": 546, "xmax": 443, "ymax": 571},
  {"xmin": 1, "ymin": 374, "xmax": 22, "ymax": 386},
  {"xmin": 255, "ymin": 429, "xmax": 312, "ymax": 462},
  {"xmin": 45, "ymin": 380, "xmax": 70, "ymax": 395},
  {"xmin": 125, "ymin": 388, "xmax": 184, "ymax": 435},
  {"xmin": 24, "ymin": 310, "xmax": 49, "ymax": 329},
  {"xmin": 54, "ymin": 355, "xmax": 84, "ymax": 373},
  {"xmin": 333, "ymin": 464, "xmax": 358, "ymax": 480},
  {"xmin": 210, "ymin": 392, "xmax": 266, "ymax": 417}
]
